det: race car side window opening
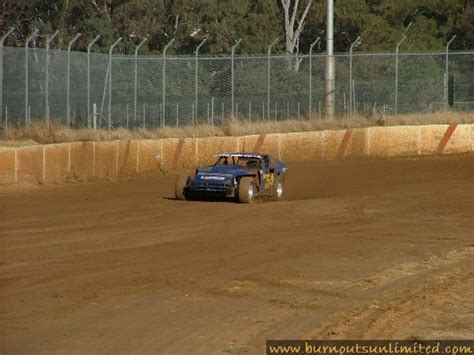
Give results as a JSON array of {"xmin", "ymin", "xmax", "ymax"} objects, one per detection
[
  {"xmin": 237, "ymin": 158, "xmax": 261, "ymax": 169},
  {"xmin": 269, "ymin": 156, "xmax": 279, "ymax": 169},
  {"xmin": 214, "ymin": 156, "xmax": 262, "ymax": 168},
  {"xmin": 214, "ymin": 156, "xmax": 238, "ymax": 166},
  {"xmin": 263, "ymin": 157, "xmax": 270, "ymax": 169}
]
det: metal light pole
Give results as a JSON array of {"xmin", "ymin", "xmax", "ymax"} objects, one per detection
[
  {"xmin": 395, "ymin": 35, "xmax": 406, "ymax": 117},
  {"xmin": 108, "ymin": 37, "xmax": 122, "ymax": 130},
  {"xmin": 25, "ymin": 29, "xmax": 39, "ymax": 125},
  {"xmin": 349, "ymin": 36, "xmax": 361, "ymax": 115},
  {"xmin": 162, "ymin": 38, "xmax": 174, "ymax": 128},
  {"xmin": 309, "ymin": 37, "xmax": 320, "ymax": 118},
  {"xmin": 134, "ymin": 37, "xmax": 147, "ymax": 128},
  {"xmin": 231, "ymin": 38, "xmax": 242, "ymax": 118},
  {"xmin": 195, "ymin": 38, "xmax": 207, "ymax": 122},
  {"xmin": 445, "ymin": 35, "xmax": 456, "ymax": 111},
  {"xmin": 267, "ymin": 38, "xmax": 278, "ymax": 120},
  {"xmin": 45, "ymin": 30, "xmax": 59, "ymax": 122},
  {"xmin": 67, "ymin": 33, "xmax": 81, "ymax": 127},
  {"xmin": 87, "ymin": 35, "xmax": 100, "ymax": 128},
  {"xmin": 324, "ymin": 0, "xmax": 335, "ymax": 119},
  {"xmin": 0, "ymin": 27, "xmax": 15, "ymax": 123}
]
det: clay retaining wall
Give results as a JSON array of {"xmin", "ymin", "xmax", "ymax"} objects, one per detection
[{"xmin": 0, "ymin": 124, "xmax": 472, "ymax": 185}]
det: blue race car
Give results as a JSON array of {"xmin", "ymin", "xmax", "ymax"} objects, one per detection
[{"xmin": 175, "ymin": 152, "xmax": 287, "ymax": 203}]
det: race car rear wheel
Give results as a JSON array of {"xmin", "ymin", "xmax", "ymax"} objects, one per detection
[
  {"xmin": 238, "ymin": 177, "xmax": 255, "ymax": 203},
  {"xmin": 175, "ymin": 174, "xmax": 189, "ymax": 200},
  {"xmin": 272, "ymin": 178, "xmax": 284, "ymax": 201}
]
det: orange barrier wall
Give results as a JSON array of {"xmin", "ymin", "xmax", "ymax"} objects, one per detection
[{"xmin": 0, "ymin": 124, "xmax": 472, "ymax": 185}]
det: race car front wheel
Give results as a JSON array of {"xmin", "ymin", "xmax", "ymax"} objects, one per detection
[
  {"xmin": 238, "ymin": 177, "xmax": 255, "ymax": 203},
  {"xmin": 272, "ymin": 178, "xmax": 283, "ymax": 201},
  {"xmin": 175, "ymin": 174, "xmax": 189, "ymax": 200}
]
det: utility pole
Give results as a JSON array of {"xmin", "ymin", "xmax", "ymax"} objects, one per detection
[{"xmin": 324, "ymin": 0, "xmax": 335, "ymax": 119}]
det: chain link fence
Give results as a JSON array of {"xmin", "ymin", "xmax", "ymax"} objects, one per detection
[{"xmin": 1, "ymin": 46, "xmax": 473, "ymax": 129}]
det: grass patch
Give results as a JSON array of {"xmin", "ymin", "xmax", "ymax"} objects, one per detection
[{"xmin": 1, "ymin": 112, "xmax": 473, "ymax": 146}]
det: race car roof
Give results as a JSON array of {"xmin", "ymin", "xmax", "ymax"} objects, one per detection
[{"xmin": 213, "ymin": 152, "xmax": 266, "ymax": 159}]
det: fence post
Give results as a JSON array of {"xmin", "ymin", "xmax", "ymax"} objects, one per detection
[
  {"xmin": 211, "ymin": 96, "xmax": 214, "ymax": 125},
  {"xmin": 231, "ymin": 38, "xmax": 242, "ymax": 118},
  {"xmin": 108, "ymin": 37, "xmax": 122, "ymax": 130},
  {"xmin": 309, "ymin": 37, "xmax": 320, "ymax": 119},
  {"xmin": 394, "ymin": 36, "xmax": 406, "ymax": 117},
  {"xmin": 267, "ymin": 38, "xmax": 278, "ymax": 120},
  {"xmin": 99, "ymin": 62, "xmax": 109, "ymax": 127},
  {"xmin": 445, "ymin": 35, "xmax": 456, "ymax": 112},
  {"xmin": 162, "ymin": 38, "xmax": 175, "ymax": 128},
  {"xmin": 349, "ymin": 36, "xmax": 361, "ymax": 115},
  {"xmin": 87, "ymin": 35, "xmax": 100, "ymax": 128},
  {"xmin": 394, "ymin": 23, "xmax": 412, "ymax": 116},
  {"xmin": 93, "ymin": 103, "xmax": 97, "ymax": 129},
  {"xmin": 67, "ymin": 33, "xmax": 81, "ymax": 127},
  {"xmin": 25, "ymin": 29, "xmax": 38, "ymax": 126},
  {"xmin": 126, "ymin": 104, "xmax": 129, "ymax": 128},
  {"xmin": 352, "ymin": 80, "xmax": 356, "ymax": 113},
  {"xmin": 176, "ymin": 103, "xmax": 179, "ymax": 128},
  {"xmin": 134, "ymin": 38, "xmax": 147, "ymax": 129},
  {"xmin": 45, "ymin": 31, "xmax": 59, "ymax": 123},
  {"xmin": 195, "ymin": 38, "xmax": 207, "ymax": 122},
  {"xmin": 1, "ymin": 27, "xmax": 15, "ymax": 124}
]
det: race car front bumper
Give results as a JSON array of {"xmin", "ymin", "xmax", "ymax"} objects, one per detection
[{"xmin": 185, "ymin": 182, "xmax": 235, "ymax": 197}]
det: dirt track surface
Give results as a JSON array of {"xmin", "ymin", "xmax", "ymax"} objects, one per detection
[{"xmin": 1, "ymin": 155, "xmax": 473, "ymax": 353}]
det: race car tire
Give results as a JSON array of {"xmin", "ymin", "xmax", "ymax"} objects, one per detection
[
  {"xmin": 238, "ymin": 177, "xmax": 255, "ymax": 203},
  {"xmin": 272, "ymin": 177, "xmax": 284, "ymax": 201},
  {"xmin": 175, "ymin": 174, "xmax": 189, "ymax": 200}
]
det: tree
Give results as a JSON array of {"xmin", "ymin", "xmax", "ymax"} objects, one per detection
[
  {"xmin": 162, "ymin": 0, "xmax": 281, "ymax": 55},
  {"xmin": 279, "ymin": 0, "xmax": 313, "ymax": 56},
  {"xmin": 113, "ymin": 0, "xmax": 165, "ymax": 53},
  {"xmin": 0, "ymin": 0, "xmax": 471, "ymax": 54}
]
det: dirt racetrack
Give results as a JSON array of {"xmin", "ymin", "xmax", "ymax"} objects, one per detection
[{"xmin": 1, "ymin": 155, "xmax": 473, "ymax": 353}]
